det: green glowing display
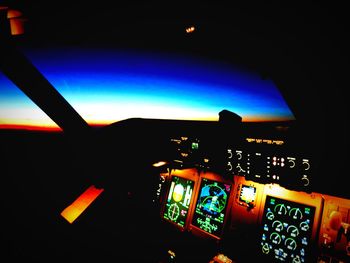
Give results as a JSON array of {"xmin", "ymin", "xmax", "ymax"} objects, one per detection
[
  {"xmin": 163, "ymin": 176, "xmax": 194, "ymax": 228},
  {"xmin": 192, "ymin": 178, "xmax": 231, "ymax": 237}
]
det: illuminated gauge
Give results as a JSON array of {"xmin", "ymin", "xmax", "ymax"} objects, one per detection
[
  {"xmin": 266, "ymin": 211, "xmax": 275, "ymax": 220},
  {"xmin": 289, "ymin": 208, "xmax": 303, "ymax": 220},
  {"xmin": 261, "ymin": 243, "xmax": 270, "ymax": 254},
  {"xmin": 270, "ymin": 232, "xmax": 282, "ymax": 245},
  {"xmin": 272, "ymin": 220, "xmax": 284, "ymax": 232},
  {"xmin": 274, "ymin": 204, "xmax": 287, "ymax": 215},
  {"xmin": 167, "ymin": 203, "xmax": 180, "ymax": 221},
  {"xmin": 292, "ymin": 255, "xmax": 302, "ymax": 263},
  {"xmin": 300, "ymin": 221, "xmax": 310, "ymax": 231},
  {"xmin": 285, "ymin": 237, "xmax": 297, "ymax": 250},
  {"xmin": 287, "ymin": 225, "xmax": 299, "ymax": 237}
]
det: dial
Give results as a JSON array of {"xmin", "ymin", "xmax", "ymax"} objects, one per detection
[
  {"xmin": 274, "ymin": 204, "xmax": 287, "ymax": 215},
  {"xmin": 287, "ymin": 225, "xmax": 299, "ymax": 237},
  {"xmin": 167, "ymin": 203, "xmax": 180, "ymax": 221},
  {"xmin": 285, "ymin": 238, "xmax": 297, "ymax": 250},
  {"xmin": 262, "ymin": 243, "xmax": 270, "ymax": 254},
  {"xmin": 266, "ymin": 211, "xmax": 275, "ymax": 221},
  {"xmin": 272, "ymin": 220, "xmax": 284, "ymax": 232},
  {"xmin": 300, "ymin": 221, "xmax": 310, "ymax": 232},
  {"xmin": 292, "ymin": 255, "xmax": 302, "ymax": 263},
  {"xmin": 289, "ymin": 208, "xmax": 303, "ymax": 220},
  {"xmin": 270, "ymin": 232, "xmax": 282, "ymax": 245}
]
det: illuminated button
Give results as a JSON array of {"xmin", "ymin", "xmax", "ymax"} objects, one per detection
[
  {"xmin": 302, "ymin": 159, "xmax": 310, "ymax": 170},
  {"xmin": 287, "ymin": 157, "xmax": 296, "ymax": 168},
  {"xmin": 302, "ymin": 237, "xmax": 308, "ymax": 245}
]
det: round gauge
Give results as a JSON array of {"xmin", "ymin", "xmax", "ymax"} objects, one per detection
[
  {"xmin": 289, "ymin": 208, "xmax": 303, "ymax": 220},
  {"xmin": 270, "ymin": 232, "xmax": 282, "ymax": 245},
  {"xmin": 285, "ymin": 237, "xmax": 297, "ymax": 250},
  {"xmin": 300, "ymin": 221, "xmax": 310, "ymax": 231},
  {"xmin": 274, "ymin": 204, "xmax": 287, "ymax": 215},
  {"xmin": 167, "ymin": 203, "xmax": 180, "ymax": 221},
  {"xmin": 272, "ymin": 220, "xmax": 284, "ymax": 232},
  {"xmin": 200, "ymin": 184, "xmax": 228, "ymax": 214},
  {"xmin": 287, "ymin": 225, "xmax": 300, "ymax": 237},
  {"xmin": 173, "ymin": 184, "xmax": 184, "ymax": 202},
  {"xmin": 292, "ymin": 255, "xmax": 302, "ymax": 263},
  {"xmin": 262, "ymin": 243, "xmax": 270, "ymax": 254},
  {"xmin": 266, "ymin": 211, "xmax": 275, "ymax": 220}
]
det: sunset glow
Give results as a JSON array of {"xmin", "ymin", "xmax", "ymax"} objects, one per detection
[{"xmin": 0, "ymin": 49, "xmax": 295, "ymax": 131}]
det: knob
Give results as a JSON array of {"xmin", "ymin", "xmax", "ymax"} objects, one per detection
[{"xmin": 301, "ymin": 176, "xmax": 310, "ymax": 186}]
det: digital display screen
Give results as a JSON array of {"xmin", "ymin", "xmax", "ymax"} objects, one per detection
[
  {"xmin": 260, "ymin": 196, "xmax": 316, "ymax": 262},
  {"xmin": 239, "ymin": 185, "xmax": 256, "ymax": 204},
  {"xmin": 192, "ymin": 178, "xmax": 231, "ymax": 237},
  {"xmin": 163, "ymin": 176, "xmax": 194, "ymax": 228}
]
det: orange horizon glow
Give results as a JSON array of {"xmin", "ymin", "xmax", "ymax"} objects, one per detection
[
  {"xmin": 61, "ymin": 185, "xmax": 104, "ymax": 224},
  {"xmin": 0, "ymin": 116, "xmax": 293, "ymax": 132},
  {"xmin": 0, "ymin": 124, "xmax": 62, "ymax": 132}
]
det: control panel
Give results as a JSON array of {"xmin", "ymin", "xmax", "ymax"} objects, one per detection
[
  {"xmin": 226, "ymin": 147, "xmax": 312, "ymax": 190},
  {"xmin": 167, "ymin": 134, "xmax": 312, "ymax": 192},
  {"xmin": 260, "ymin": 196, "xmax": 316, "ymax": 262}
]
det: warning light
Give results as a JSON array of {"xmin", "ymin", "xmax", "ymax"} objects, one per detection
[
  {"xmin": 185, "ymin": 26, "xmax": 195, "ymax": 33},
  {"xmin": 60, "ymin": 185, "xmax": 104, "ymax": 224}
]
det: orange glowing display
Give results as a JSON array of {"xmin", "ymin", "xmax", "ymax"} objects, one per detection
[{"xmin": 61, "ymin": 185, "xmax": 104, "ymax": 224}]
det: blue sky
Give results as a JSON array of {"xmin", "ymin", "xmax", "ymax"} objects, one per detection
[{"xmin": 0, "ymin": 48, "xmax": 295, "ymax": 129}]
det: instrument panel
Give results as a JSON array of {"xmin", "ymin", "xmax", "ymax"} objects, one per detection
[
  {"xmin": 156, "ymin": 124, "xmax": 348, "ymax": 262},
  {"xmin": 260, "ymin": 196, "xmax": 316, "ymax": 262},
  {"xmin": 157, "ymin": 168, "xmax": 349, "ymax": 262}
]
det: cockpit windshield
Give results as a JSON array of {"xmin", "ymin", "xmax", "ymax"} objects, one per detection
[{"xmin": 0, "ymin": 47, "xmax": 294, "ymax": 130}]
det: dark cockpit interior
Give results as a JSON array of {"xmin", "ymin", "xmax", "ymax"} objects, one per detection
[{"xmin": 1, "ymin": 1, "xmax": 349, "ymax": 262}]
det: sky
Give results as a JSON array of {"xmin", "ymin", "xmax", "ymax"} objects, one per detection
[{"xmin": 0, "ymin": 48, "xmax": 295, "ymax": 131}]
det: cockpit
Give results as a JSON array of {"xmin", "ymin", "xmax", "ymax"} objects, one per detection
[{"xmin": 1, "ymin": 2, "xmax": 348, "ymax": 262}]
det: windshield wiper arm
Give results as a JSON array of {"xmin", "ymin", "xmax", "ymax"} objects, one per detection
[{"xmin": 0, "ymin": 34, "xmax": 90, "ymax": 135}]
